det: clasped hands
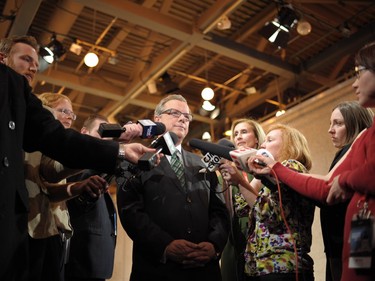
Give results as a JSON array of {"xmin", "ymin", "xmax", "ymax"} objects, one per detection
[{"xmin": 165, "ymin": 239, "xmax": 217, "ymax": 267}]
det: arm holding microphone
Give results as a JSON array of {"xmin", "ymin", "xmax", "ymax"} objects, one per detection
[{"xmin": 189, "ymin": 138, "xmax": 262, "ymax": 206}]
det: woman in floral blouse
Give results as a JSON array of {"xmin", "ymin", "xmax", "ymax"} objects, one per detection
[{"xmin": 241, "ymin": 124, "xmax": 315, "ymax": 281}]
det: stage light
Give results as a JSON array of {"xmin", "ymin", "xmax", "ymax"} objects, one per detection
[
  {"xmin": 217, "ymin": 15, "xmax": 231, "ymax": 30},
  {"xmin": 259, "ymin": 5, "xmax": 299, "ymax": 48}
]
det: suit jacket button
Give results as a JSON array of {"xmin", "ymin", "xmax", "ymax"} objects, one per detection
[
  {"xmin": 3, "ymin": 157, "xmax": 9, "ymax": 167},
  {"xmin": 187, "ymin": 228, "xmax": 192, "ymax": 234},
  {"xmin": 8, "ymin": 121, "xmax": 15, "ymax": 130},
  {"xmin": 186, "ymin": 197, "xmax": 192, "ymax": 203}
]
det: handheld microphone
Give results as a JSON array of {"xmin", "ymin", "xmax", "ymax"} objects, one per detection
[
  {"xmin": 138, "ymin": 132, "xmax": 178, "ymax": 171},
  {"xmin": 137, "ymin": 120, "xmax": 166, "ymax": 139},
  {"xmin": 189, "ymin": 138, "xmax": 234, "ymax": 162},
  {"xmin": 201, "ymin": 138, "xmax": 235, "ymax": 172},
  {"xmin": 98, "ymin": 120, "xmax": 166, "ymax": 138}
]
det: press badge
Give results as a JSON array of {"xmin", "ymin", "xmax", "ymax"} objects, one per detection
[{"xmin": 349, "ymin": 200, "xmax": 374, "ymax": 269}]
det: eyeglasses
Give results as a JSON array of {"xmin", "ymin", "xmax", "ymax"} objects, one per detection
[
  {"xmin": 55, "ymin": 108, "xmax": 77, "ymax": 120},
  {"xmin": 160, "ymin": 108, "xmax": 193, "ymax": 122},
  {"xmin": 354, "ymin": 65, "xmax": 367, "ymax": 80}
]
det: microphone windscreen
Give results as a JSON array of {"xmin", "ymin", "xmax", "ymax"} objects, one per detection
[
  {"xmin": 189, "ymin": 138, "xmax": 233, "ymax": 161},
  {"xmin": 154, "ymin": 122, "xmax": 166, "ymax": 135},
  {"xmin": 217, "ymin": 138, "xmax": 235, "ymax": 148}
]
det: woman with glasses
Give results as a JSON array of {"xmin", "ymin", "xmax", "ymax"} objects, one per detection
[
  {"xmin": 25, "ymin": 93, "xmax": 108, "ymax": 281},
  {"xmin": 247, "ymin": 41, "xmax": 375, "ymax": 281}
]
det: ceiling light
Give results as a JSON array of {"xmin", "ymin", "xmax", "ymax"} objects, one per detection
[
  {"xmin": 224, "ymin": 130, "xmax": 232, "ymax": 137},
  {"xmin": 217, "ymin": 15, "xmax": 231, "ymax": 30},
  {"xmin": 259, "ymin": 5, "xmax": 299, "ymax": 48},
  {"xmin": 108, "ymin": 55, "xmax": 118, "ymax": 65},
  {"xmin": 201, "ymin": 87, "xmax": 214, "ymax": 101},
  {"xmin": 147, "ymin": 80, "xmax": 158, "ymax": 94},
  {"xmin": 69, "ymin": 42, "xmax": 82, "ymax": 55},
  {"xmin": 245, "ymin": 86, "xmax": 257, "ymax": 94},
  {"xmin": 276, "ymin": 109, "xmax": 286, "ymax": 117},
  {"xmin": 202, "ymin": 131, "xmax": 212, "ymax": 141},
  {"xmin": 202, "ymin": 101, "xmax": 215, "ymax": 111},
  {"xmin": 39, "ymin": 34, "xmax": 66, "ymax": 68},
  {"xmin": 210, "ymin": 108, "xmax": 220, "ymax": 119},
  {"xmin": 44, "ymin": 34, "xmax": 66, "ymax": 61},
  {"xmin": 297, "ymin": 19, "xmax": 312, "ymax": 36},
  {"xmin": 84, "ymin": 52, "xmax": 99, "ymax": 67}
]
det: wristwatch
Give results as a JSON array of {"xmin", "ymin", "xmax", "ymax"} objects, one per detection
[{"xmin": 118, "ymin": 143, "xmax": 126, "ymax": 160}]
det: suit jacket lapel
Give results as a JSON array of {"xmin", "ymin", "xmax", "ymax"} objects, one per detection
[{"xmin": 159, "ymin": 156, "xmax": 186, "ymax": 194}]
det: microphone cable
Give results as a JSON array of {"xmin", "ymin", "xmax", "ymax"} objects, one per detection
[{"xmin": 269, "ymin": 166, "xmax": 300, "ymax": 281}]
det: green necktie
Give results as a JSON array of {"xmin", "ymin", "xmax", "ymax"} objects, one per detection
[{"xmin": 170, "ymin": 151, "xmax": 185, "ymax": 187}]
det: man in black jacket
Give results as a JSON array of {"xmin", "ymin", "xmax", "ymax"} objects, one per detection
[
  {"xmin": 0, "ymin": 35, "xmax": 155, "ymax": 281},
  {"xmin": 65, "ymin": 114, "xmax": 117, "ymax": 281},
  {"xmin": 117, "ymin": 94, "xmax": 229, "ymax": 281}
]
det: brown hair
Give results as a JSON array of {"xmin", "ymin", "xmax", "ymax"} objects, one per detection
[
  {"xmin": 355, "ymin": 41, "xmax": 375, "ymax": 73},
  {"xmin": 82, "ymin": 114, "xmax": 109, "ymax": 131},
  {"xmin": 267, "ymin": 123, "xmax": 312, "ymax": 170},
  {"xmin": 154, "ymin": 94, "xmax": 190, "ymax": 116},
  {"xmin": 0, "ymin": 35, "xmax": 39, "ymax": 55},
  {"xmin": 333, "ymin": 101, "xmax": 374, "ymax": 146}
]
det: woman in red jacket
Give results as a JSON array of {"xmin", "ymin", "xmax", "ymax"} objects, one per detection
[{"xmin": 247, "ymin": 41, "xmax": 375, "ymax": 281}]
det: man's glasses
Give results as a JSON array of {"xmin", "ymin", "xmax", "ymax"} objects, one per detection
[
  {"xmin": 354, "ymin": 65, "xmax": 367, "ymax": 80},
  {"xmin": 160, "ymin": 108, "xmax": 193, "ymax": 122},
  {"xmin": 55, "ymin": 108, "xmax": 77, "ymax": 120}
]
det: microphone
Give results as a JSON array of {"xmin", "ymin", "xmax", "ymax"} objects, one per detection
[
  {"xmin": 200, "ymin": 138, "xmax": 235, "ymax": 172},
  {"xmin": 189, "ymin": 138, "xmax": 273, "ymax": 173},
  {"xmin": 98, "ymin": 120, "xmax": 166, "ymax": 138},
  {"xmin": 189, "ymin": 138, "xmax": 234, "ymax": 161},
  {"xmin": 138, "ymin": 120, "xmax": 166, "ymax": 139},
  {"xmin": 137, "ymin": 132, "xmax": 179, "ymax": 171}
]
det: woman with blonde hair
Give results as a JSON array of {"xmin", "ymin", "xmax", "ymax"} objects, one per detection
[
  {"xmin": 240, "ymin": 124, "xmax": 315, "ymax": 281},
  {"xmin": 219, "ymin": 118, "xmax": 266, "ymax": 281}
]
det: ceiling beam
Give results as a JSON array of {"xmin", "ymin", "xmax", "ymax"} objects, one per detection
[{"xmin": 7, "ymin": 0, "xmax": 42, "ymax": 36}]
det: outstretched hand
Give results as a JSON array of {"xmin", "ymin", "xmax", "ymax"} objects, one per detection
[
  {"xmin": 123, "ymin": 143, "xmax": 162, "ymax": 164},
  {"xmin": 247, "ymin": 155, "xmax": 276, "ymax": 176}
]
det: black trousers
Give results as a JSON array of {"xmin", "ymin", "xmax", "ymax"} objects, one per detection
[{"xmin": 29, "ymin": 234, "xmax": 65, "ymax": 281}]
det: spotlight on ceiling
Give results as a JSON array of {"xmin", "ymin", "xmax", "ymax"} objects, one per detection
[
  {"xmin": 41, "ymin": 34, "xmax": 66, "ymax": 62},
  {"xmin": 259, "ymin": 5, "xmax": 299, "ymax": 48},
  {"xmin": 217, "ymin": 15, "xmax": 231, "ymax": 30},
  {"xmin": 158, "ymin": 72, "xmax": 180, "ymax": 94}
]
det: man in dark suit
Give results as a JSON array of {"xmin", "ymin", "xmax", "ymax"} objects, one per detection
[
  {"xmin": 65, "ymin": 114, "xmax": 117, "ymax": 281},
  {"xmin": 0, "ymin": 35, "xmax": 155, "ymax": 281},
  {"xmin": 117, "ymin": 94, "xmax": 229, "ymax": 281}
]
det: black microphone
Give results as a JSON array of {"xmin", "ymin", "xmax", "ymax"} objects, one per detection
[
  {"xmin": 137, "ymin": 132, "xmax": 179, "ymax": 171},
  {"xmin": 137, "ymin": 120, "xmax": 166, "ymax": 139},
  {"xmin": 189, "ymin": 138, "xmax": 234, "ymax": 162},
  {"xmin": 200, "ymin": 138, "xmax": 235, "ymax": 171},
  {"xmin": 98, "ymin": 120, "xmax": 166, "ymax": 138}
]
